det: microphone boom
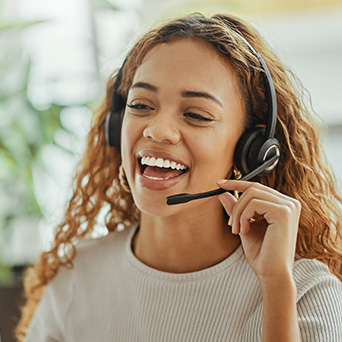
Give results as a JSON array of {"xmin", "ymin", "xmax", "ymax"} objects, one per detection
[{"xmin": 166, "ymin": 155, "xmax": 279, "ymax": 205}]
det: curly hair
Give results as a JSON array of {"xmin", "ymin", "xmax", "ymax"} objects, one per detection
[{"xmin": 16, "ymin": 13, "xmax": 342, "ymax": 340}]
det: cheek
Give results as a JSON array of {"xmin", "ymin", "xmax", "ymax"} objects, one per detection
[
  {"xmin": 196, "ymin": 131, "xmax": 236, "ymax": 163},
  {"xmin": 191, "ymin": 129, "xmax": 240, "ymax": 181},
  {"xmin": 120, "ymin": 116, "xmax": 140, "ymax": 175}
]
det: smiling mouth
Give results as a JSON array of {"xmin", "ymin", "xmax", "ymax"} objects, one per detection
[{"xmin": 139, "ymin": 156, "xmax": 189, "ymax": 180}]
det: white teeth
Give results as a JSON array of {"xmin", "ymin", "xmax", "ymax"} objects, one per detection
[
  {"xmin": 148, "ymin": 157, "xmax": 156, "ymax": 166},
  {"xmin": 155, "ymin": 158, "xmax": 163, "ymax": 167},
  {"xmin": 140, "ymin": 156, "xmax": 187, "ymax": 170}
]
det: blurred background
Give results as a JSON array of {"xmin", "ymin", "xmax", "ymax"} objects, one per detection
[{"xmin": 0, "ymin": 0, "xmax": 341, "ymax": 340}]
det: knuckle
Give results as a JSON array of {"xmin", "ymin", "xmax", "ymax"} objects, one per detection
[
  {"xmin": 288, "ymin": 198, "xmax": 301, "ymax": 213},
  {"xmin": 294, "ymin": 199, "xmax": 302, "ymax": 211},
  {"xmin": 250, "ymin": 183, "xmax": 262, "ymax": 191},
  {"xmin": 280, "ymin": 205, "xmax": 292, "ymax": 217},
  {"xmin": 287, "ymin": 200, "xmax": 296, "ymax": 211},
  {"xmin": 247, "ymin": 184, "xmax": 261, "ymax": 198}
]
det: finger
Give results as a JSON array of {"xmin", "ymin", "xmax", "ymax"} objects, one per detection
[
  {"xmin": 240, "ymin": 217, "xmax": 268, "ymax": 245},
  {"xmin": 239, "ymin": 199, "xmax": 296, "ymax": 237},
  {"xmin": 239, "ymin": 198, "xmax": 269, "ymax": 235},
  {"xmin": 217, "ymin": 191, "xmax": 237, "ymax": 226},
  {"xmin": 217, "ymin": 179, "xmax": 253, "ymax": 193},
  {"xmin": 231, "ymin": 184, "xmax": 288, "ymax": 232},
  {"xmin": 217, "ymin": 191, "xmax": 237, "ymax": 215},
  {"xmin": 217, "ymin": 179, "xmax": 294, "ymax": 202}
]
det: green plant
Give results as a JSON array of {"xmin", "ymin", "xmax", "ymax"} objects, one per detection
[{"xmin": 0, "ymin": 19, "xmax": 80, "ymax": 279}]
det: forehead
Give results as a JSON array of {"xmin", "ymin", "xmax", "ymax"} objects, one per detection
[{"xmin": 131, "ymin": 38, "xmax": 241, "ymax": 99}]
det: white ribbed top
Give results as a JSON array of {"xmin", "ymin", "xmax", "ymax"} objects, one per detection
[{"xmin": 26, "ymin": 225, "xmax": 342, "ymax": 342}]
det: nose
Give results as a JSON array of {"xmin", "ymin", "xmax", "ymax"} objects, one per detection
[{"xmin": 143, "ymin": 112, "xmax": 182, "ymax": 145}]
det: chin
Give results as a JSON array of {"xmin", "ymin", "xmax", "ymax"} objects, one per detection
[
  {"xmin": 131, "ymin": 189, "xmax": 175, "ymax": 217},
  {"xmin": 131, "ymin": 187, "xmax": 219, "ymax": 219}
]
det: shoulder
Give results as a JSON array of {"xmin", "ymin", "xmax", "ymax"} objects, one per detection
[
  {"xmin": 44, "ymin": 224, "xmax": 136, "ymax": 293},
  {"xmin": 293, "ymin": 257, "xmax": 342, "ymax": 341},
  {"xmin": 70, "ymin": 224, "xmax": 136, "ymax": 275},
  {"xmin": 75, "ymin": 225, "xmax": 134, "ymax": 260},
  {"xmin": 26, "ymin": 225, "xmax": 137, "ymax": 339},
  {"xmin": 25, "ymin": 225, "xmax": 137, "ymax": 341},
  {"xmin": 293, "ymin": 257, "xmax": 342, "ymax": 300}
]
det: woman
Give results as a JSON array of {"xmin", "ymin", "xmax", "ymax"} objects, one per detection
[{"xmin": 17, "ymin": 14, "xmax": 342, "ymax": 341}]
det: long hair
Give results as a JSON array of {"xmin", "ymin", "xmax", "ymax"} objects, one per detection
[{"xmin": 16, "ymin": 13, "xmax": 342, "ymax": 340}]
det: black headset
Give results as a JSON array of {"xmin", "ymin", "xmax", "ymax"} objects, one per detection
[
  {"xmin": 105, "ymin": 66, "xmax": 126, "ymax": 148},
  {"xmin": 105, "ymin": 31, "xmax": 280, "ymax": 179}
]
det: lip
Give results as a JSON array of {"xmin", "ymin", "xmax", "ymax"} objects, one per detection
[{"xmin": 136, "ymin": 149, "xmax": 189, "ymax": 191}]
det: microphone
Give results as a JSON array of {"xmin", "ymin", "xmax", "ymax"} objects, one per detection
[{"xmin": 166, "ymin": 154, "xmax": 279, "ymax": 205}]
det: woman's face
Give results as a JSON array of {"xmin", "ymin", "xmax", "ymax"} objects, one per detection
[{"xmin": 121, "ymin": 38, "xmax": 245, "ymax": 216}]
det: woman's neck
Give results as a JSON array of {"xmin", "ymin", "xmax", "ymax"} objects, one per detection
[{"xmin": 133, "ymin": 201, "xmax": 241, "ymax": 273}]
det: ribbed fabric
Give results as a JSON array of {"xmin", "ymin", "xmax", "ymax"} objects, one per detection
[{"xmin": 26, "ymin": 225, "xmax": 342, "ymax": 342}]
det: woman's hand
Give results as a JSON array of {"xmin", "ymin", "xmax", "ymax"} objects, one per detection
[
  {"xmin": 217, "ymin": 179, "xmax": 301, "ymax": 283},
  {"xmin": 217, "ymin": 179, "xmax": 302, "ymax": 341}
]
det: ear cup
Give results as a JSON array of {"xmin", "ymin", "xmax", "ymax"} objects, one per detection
[
  {"xmin": 249, "ymin": 136, "xmax": 280, "ymax": 174},
  {"xmin": 105, "ymin": 67, "xmax": 126, "ymax": 147},
  {"xmin": 234, "ymin": 127, "xmax": 265, "ymax": 175},
  {"xmin": 235, "ymin": 126, "xmax": 280, "ymax": 177},
  {"xmin": 105, "ymin": 110, "xmax": 122, "ymax": 147}
]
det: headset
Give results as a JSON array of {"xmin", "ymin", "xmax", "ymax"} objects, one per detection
[
  {"xmin": 105, "ymin": 65, "xmax": 126, "ymax": 148},
  {"xmin": 105, "ymin": 31, "xmax": 280, "ymax": 205}
]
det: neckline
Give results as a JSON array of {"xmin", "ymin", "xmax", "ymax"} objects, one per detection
[{"xmin": 125, "ymin": 224, "xmax": 244, "ymax": 282}]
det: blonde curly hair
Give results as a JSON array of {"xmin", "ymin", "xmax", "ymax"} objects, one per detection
[{"xmin": 16, "ymin": 13, "xmax": 342, "ymax": 340}]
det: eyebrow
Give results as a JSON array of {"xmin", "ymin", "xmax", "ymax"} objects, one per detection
[
  {"xmin": 130, "ymin": 82, "xmax": 223, "ymax": 108},
  {"xmin": 130, "ymin": 82, "xmax": 158, "ymax": 92},
  {"xmin": 181, "ymin": 90, "xmax": 223, "ymax": 108}
]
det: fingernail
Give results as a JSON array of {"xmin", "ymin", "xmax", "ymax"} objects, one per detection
[
  {"xmin": 228, "ymin": 216, "xmax": 232, "ymax": 226},
  {"xmin": 217, "ymin": 179, "xmax": 228, "ymax": 186}
]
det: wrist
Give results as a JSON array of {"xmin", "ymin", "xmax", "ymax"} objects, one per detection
[
  {"xmin": 259, "ymin": 270, "xmax": 300, "ymax": 341},
  {"xmin": 258, "ymin": 269, "xmax": 296, "ymax": 295}
]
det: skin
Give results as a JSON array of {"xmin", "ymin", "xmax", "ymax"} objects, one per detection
[
  {"xmin": 217, "ymin": 181, "xmax": 301, "ymax": 341},
  {"xmin": 121, "ymin": 38, "xmax": 243, "ymax": 272},
  {"xmin": 121, "ymin": 38, "xmax": 301, "ymax": 341}
]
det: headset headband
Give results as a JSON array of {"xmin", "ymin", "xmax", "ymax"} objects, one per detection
[{"xmin": 233, "ymin": 33, "xmax": 277, "ymax": 139}]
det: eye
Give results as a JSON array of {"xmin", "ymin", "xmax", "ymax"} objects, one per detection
[
  {"xmin": 184, "ymin": 112, "xmax": 213, "ymax": 122},
  {"xmin": 126, "ymin": 102, "xmax": 155, "ymax": 116},
  {"xmin": 127, "ymin": 103, "xmax": 154, "ymax": 111}
]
